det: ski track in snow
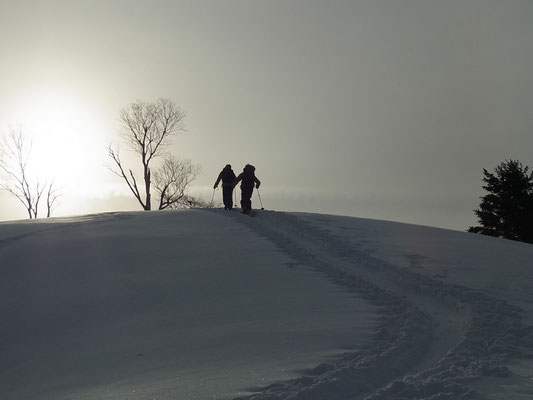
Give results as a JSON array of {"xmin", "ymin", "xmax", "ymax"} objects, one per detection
[{"xmin": 223, "ymin": 210, "xmax": 533, "ymax": 400}]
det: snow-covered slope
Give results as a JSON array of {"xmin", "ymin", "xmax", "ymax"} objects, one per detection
[{"xmin": 1, "ymin": 209, "xmax": 532, "ymax": 400}]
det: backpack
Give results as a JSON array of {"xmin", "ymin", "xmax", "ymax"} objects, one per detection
[{"xmin": 242, "ymin": 164, "xmax": 256, "ymax": 187}]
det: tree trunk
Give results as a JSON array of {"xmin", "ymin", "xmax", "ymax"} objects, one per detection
[{"xmin": 144, "ymin": 165, "xmax": 151, "ymax": 210}]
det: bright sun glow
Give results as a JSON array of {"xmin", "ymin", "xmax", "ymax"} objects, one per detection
[
  {"xmin": 25, "ymin": 94, "xmax": 85, "ymax": 178},
  {"xmin": 7, "ymin": 86, "xmax": 113, "ymax": 214}
]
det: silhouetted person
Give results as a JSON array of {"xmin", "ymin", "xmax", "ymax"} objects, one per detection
[
  {"xmin": 234, "ymin": 164, "xmax": 261, "ymax": 214},
  {"xmin": 214, "ymin": 164, "xmax": 237, "ymax": 210}
]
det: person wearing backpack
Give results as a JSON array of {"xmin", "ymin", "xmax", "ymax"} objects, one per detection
[
  {"xmin": 234, "ymin": 164, "xmax": 261, "ymax": 214},
  {"xmin": 214, "ymin": 164, "xmax": 237, "ymax": 210}
]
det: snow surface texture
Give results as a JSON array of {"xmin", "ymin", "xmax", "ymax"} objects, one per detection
[
  {"xmin": 228, "ymin": 211, "xmax": 533, "ymax": 400},
  {"xmin": 0, "ymin": 211, "xmax": 376, "ymax": 400},
  {"xmin": 1, "ymin": 209, "xmax": 533, "ymax": 399}
]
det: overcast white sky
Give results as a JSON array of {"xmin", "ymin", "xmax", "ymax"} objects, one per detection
[{"xmin": 1, "ymin": 0, "xmax": 532, "ymax": 230}]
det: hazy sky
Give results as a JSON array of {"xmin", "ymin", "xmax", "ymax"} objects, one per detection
[{"xmin": 1, "ymin": 0, "xmax": 532, "ymax": 230}]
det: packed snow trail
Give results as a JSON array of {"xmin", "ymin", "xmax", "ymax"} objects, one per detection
[{"xmin": 225, "ymin": 210, "xmax": 533, "ymax": 400}]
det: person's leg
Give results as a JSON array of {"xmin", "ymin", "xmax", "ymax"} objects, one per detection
[
  {"xmin": 241, "ymin": 187, "xmax": 253, "ymax": 213},
  {"xmin": 222, "ymin": 186, "xmax": 232, "ymax": 209},
  {"xmin": 228, "ymin": 188, "xmax": 234, "ymax": 209}
]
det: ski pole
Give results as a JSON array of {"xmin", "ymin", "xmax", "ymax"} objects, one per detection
[
  {"xmin": 257, "ymin": 188, "xmax": 264, "ymax": 210},
  {"xmin": 211, "ymin": 188, "xmax": 215, "ymax": 204}
]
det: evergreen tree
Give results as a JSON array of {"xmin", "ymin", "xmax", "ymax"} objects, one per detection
[{"xmin": 469, "ymin": 160, "xmax": 533, "ymax": 244}]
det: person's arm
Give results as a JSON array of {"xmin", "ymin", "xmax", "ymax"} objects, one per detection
[
  {"xmin": 254, "ymin": 177, "xmax": 261, "ymax": 189},
  {"xmin": 233, "ymin": 173, "xmax": 243, "ymax": 187},
  {"xmin": 213, "ymin": 172, "xmax": 223, "ymax": 189}
]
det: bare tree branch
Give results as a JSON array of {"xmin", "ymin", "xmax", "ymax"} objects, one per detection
[
  {"xmin": 1, "ymin": 128, "xmax": 35, "ymax": 218},
  {"xmin": 178, "ymin": 194, "xmax": 214, "ymax": 209},
  {"xmin": 46, "ymin": 180, "xmax": 62, "ymax": 218},
  {"xmin": 153, "ymin": 156, "xmax": 201, "ymax": 210},
  {"xmin": 0, "ymin": 127, "xmax": 59, "ymax": 219},
  {"xmin": 108, "ymin": 98, "xmax": 186, "ymax": 210},
  {"xmin": 107, "ymin": 145, "xmax": 146, "ymax": 209}
]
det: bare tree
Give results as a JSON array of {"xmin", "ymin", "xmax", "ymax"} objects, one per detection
[
  {"xmin": 46, "ymin": 180, "xmax": 61, "ymax": 218},
  {"xmin": 107, "ymin": 98, "xmax": 186, "ymax": 210},
  {"xmin": 0, "ymin": 127, "xmax": 58, "ymax": 219},
  {"xmin": 153, "ymin": 156, "xmax": 201, "ymax": 210}
]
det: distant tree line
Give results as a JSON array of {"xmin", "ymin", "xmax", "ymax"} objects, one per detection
[{"xmin": 469, "ymin": 159, "xmax": 533, "ymax": 244}]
